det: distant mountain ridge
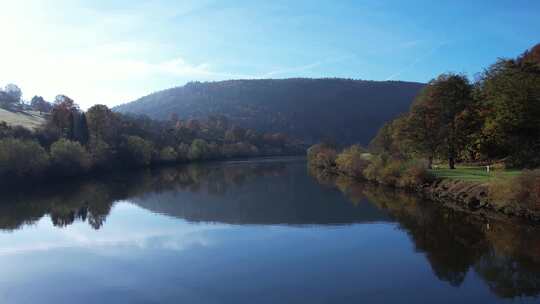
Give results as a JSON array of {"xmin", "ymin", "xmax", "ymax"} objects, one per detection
[{"xmin": 114, "ymin": 78, "xmax": 425, "ymax": 145}]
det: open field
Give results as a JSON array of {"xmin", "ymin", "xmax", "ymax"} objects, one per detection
[
  {"xmin": 430, "ymin": 166, "xmax": 522, "ymax": 182},
  {"xmin": 0, "ymin": 108, "xmax": 46, "ymax": 130}
]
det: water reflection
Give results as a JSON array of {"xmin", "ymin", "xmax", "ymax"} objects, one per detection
[
  {"xmin": 0, "ymin": 158, "xmax": 539, "ymax": 302},
  {"xmin": 310, "ymin": 167, "xmax": 540, "ymax": 299},
  {"xmin": 0, "ymin": 158, "xmax": 389, "ymax": 229}
]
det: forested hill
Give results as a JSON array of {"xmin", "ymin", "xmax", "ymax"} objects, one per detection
[{"xmin": 114, "ymin": 78, "xmax": 425, "ymax": 145}]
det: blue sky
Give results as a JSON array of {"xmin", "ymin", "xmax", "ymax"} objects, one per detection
[{"xmin": 0, "ymin": 0, "xmax": 538, "ymax": 108}]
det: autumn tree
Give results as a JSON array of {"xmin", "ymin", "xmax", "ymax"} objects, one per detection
[
  {"xmin": 0, "ymin": 138, "xmax": 50, "ymax": 178},
  {"xmin": 50, "ymin": 139, "xmax": 91, "ymax": 176},
  {"xmin": 30, "ymin": 96, "xmax": 52, "ymax": 113},
  {"xmin": 86, "ymin": 105, "xmax": 119, "ymax": 149},
  {"xmin": 3, "ymin": 84, "xmax": 22, "ymax": 104},
  {"xmin": 478, "ymin": 50, "xmax": 540, "ymax": 167},
  {"xmin": 122, "ymin": 135, "xmax": 153, "ymax": 166},
  {"xmin": 406, "ymin": 101, "xmax": 444, "ymax": 168},
  {"xmin": 0, "ymin": 84, "xmax": 22, "ymax": 109},
  {"xmin": 335, "ymin": 145, "xmax": 369, "ymax": 177},
  {"xmin": 225, "ymin": 126, "xmax": 246, "ymax": 143},
  {"xmin": 159, "ymin": 146, "xmax": 177, "ymax": 163},
  {"xmin": 369, "ymin": 122, "xmax": 394, "ymax": 154},
  {"xmin": 189, "ymin": 139, "xmax": 209, "ymax": 160},
  {"xmin": 48, "ymin": 95, "xmax": 80, "ymax": 140},
  {"xmin": 435, "ymin": 74, "xmax": 473, "ymax": 169},
  {"xmin": 409, "ymin": 74, "xmax": 473, "ymax": 169},
  {"xmin": 307, "ymin": 143, "xmax": 337, "ymax": 168},
  {"xmin": 369, "ymin": 115, "xmax": 414, "ymax": 160}
]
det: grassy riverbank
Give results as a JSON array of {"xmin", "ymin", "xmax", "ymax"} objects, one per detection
[
  {"xmin": 430, "ymin": 166, "xmax": 522, "ymax": 182},
  {"xmin": 307, "ymin": 143, "xmax": 540, "ymax": 221}
]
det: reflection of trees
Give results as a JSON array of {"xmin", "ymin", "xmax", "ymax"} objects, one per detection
[
  {"xmin": 475, "ymin": 250, "xmax": 540, "ymax": 298},
  {"xmin": 50, "ymin": 206, "xmax": 88, "ymax": 228},
  {"xmin": 474, "ymin": 224, "xmax": 540, "ymax": 298},
  {"xmin": 0, "ymin": 198, "xmax": 48, "ymax": 231},
  {"xmin": 334, "ymin": 176, "xmax": 366, "ymax": 205},
  {"xmin": 411, "ymin": 211, "xmax": 487, "ymax": 287},
  {"xmin": 307, "ymin": 165, "xmax": 337, "ymax": 188},
  {"xmin": 309, "ymin": 168, "xmax": 540, "ymax": 299},
  {"xmin": 0, "ymin": 180, "xmax": 121, "ymax": 231},
  {"xmin": 364, "ymin": 186, "xmax": 488, "ymax": 286},
  {"xmin": 0, "ymin": 161, "xmax": 290, "ymax": 231}
]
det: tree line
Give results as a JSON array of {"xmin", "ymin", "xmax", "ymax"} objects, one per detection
[
  {"xmin": 0, "ymin": 84, "xmax": 52, "ymax": 113},
  {"xmin": 370, "ymin": 43, "xmax": 540, "ymax": 169},
  {"xmin": 115, "ymin": 78, "xmax": 424, "ymax": 146},
  {"xmin": 0, "ymin": 93, "xmax": 304, "ymax": 182}
]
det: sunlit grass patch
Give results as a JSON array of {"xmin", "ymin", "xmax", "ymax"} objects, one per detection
[
  {"xmin": 430, "ymin": 166, "xmax": 522, "ymax": 182},
  {"xmin": 0, "ymin": 108, "xmax": 46, "ymax": 130}
]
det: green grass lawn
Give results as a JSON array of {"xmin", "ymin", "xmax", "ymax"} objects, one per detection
[{"xmin": 430, "ymin": 166, "xmax": 522, "ymax": 182}]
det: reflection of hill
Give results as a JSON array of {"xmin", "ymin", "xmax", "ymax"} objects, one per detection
[
  {"xmin": 130, "ymin": 161, "xmax": 391, "ymax": 225},
  {"xmin": 312, "ymin": 171, "xmax": 540, "ymax": 299},
  {"xmin": 0, "ymin": 159, "xmax": 391, "ymax": 231}
]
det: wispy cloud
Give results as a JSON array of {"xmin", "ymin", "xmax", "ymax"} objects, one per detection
[
  {"xmin": 385, "ymin": 42, "xmax": 449, "ymax": 81},
  {"xmin": 261, "ymin": 55, "xmax": 354, "ymax": 78},
  {"xmin": 0, "ymin": 202, "xmax": 224, "ymax": 256},
  {"xmin": 399, "ymin": 40, "xmax": 423, "ymax": 49},
  {"xmin": 156, "ymin": 57, "xmax": 256, "ymax": 79}
]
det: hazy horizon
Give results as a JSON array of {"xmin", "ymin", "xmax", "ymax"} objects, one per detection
[{"xmin": 1, "ymin": 0, "xmax": 539, "ymax": 109}]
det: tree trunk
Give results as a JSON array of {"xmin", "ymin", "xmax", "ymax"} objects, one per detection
[
  {"xmin": 449, "ymin": 156, "xmax": 455, "ymax": 169},
  {"xmin": 448, "ymin": 140, "xmax": 456, "ymax": 169},
  {"xmin": 448, "ymin": 129, "xmax": 456, "ymax": 170}
]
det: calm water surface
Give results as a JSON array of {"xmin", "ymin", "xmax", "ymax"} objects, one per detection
[{"xmin": 0, "ymin": 157, "xmax": 539, "ymax": 303}]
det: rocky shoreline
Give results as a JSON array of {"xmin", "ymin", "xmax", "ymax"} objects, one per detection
[
  {"xmin": 418, "ymin": 179, "xmax": 540, "ymax": 223},
  {"xmin": 311, "ymin": 165, "xmax": 540, "ymax": 223}
]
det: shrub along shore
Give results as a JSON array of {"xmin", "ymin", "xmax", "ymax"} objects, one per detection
[{"xmin": 307, "ymin": 143, "xmax": 540, "ymax": 222}]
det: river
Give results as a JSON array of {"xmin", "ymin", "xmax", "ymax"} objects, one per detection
[{"xmin": 0, "ymin": 157, "xmax": 538, "ymax": 303}]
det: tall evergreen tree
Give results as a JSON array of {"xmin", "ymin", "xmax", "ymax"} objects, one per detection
[
  {"xmin": 49, "ymin": 95, "xmax": 79, "ymax": 139},
  {"xmin": 73, "ymin": 112, "xmax": 89, "ymax": 145}
]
